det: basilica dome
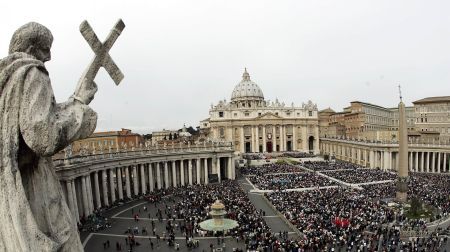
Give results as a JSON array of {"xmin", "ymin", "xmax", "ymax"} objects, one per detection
[{"xmin": 231, "ymin": 69, "xmax": 264, "ymax": 102}]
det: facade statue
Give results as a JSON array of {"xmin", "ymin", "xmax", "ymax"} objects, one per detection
[{"xmin": 0, "ymin": 23, "xmax": 97, "ymax": 251}]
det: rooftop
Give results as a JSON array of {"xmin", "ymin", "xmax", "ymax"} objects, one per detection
[{"xmin": 413, "ymin": 96, "xmax": 450, "ymax": 104}]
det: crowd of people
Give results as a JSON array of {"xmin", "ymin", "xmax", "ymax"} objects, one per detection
[
  {"xmin": 362, "ymin": 173, "xmax": 450, "ymax": 221},
  {"xmin": 322, "ymin": 168, "xmax": 397, "ymax": 184},
  {"xmin": 248, "ymin": 173, "xmax": 336, "ymax": 190},
  {"xmin": 266, "ymin": 187, "xmax": 448, "ymax": 251},
  {"xmin": 279, "ymin": 152, "xmax": 316, "ymax": 158},
  {"xmin": 302, "ymin": 160, "xmax": 361, "ymax": 172},
  {"xmin": 241, "ymin": 163, "xmax": 305, "ymax": 176}
]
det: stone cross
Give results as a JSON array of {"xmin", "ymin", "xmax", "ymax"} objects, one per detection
[{"xmin": 78, "ymin": 19, "xmax": 125, "ymax": 86}]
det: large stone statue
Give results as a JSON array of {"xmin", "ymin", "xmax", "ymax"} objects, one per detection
[{"xmin": 0, "ymin": 23, "xmax": 98, "ymax": 251}]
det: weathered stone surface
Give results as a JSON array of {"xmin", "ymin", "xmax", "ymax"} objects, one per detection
[{"xmin": 0, "ymin": 22, "xmax": 97, "ymax": 251}]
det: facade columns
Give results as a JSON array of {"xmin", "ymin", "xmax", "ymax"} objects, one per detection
[
  {"xmin": 432, "ymin": 152, "xmax": 436, "ymax": 173},
  {"xmin": 196, "ymin": 159, "xmax": 201, "ymax": 184},
  {"xmin": 117, "ymin": 167, "xmax": 123, "ymax": 200},
  {"xmin": 102, "ymin": 171, "xmax": 109, "ymax": 206},
  {"xmin": 94, "ymin": 171, "xmax": 101, "ymax": 209},
  {"xmin": 148, "ymin": 163, "xmax": 155, "ymax": 192},
  {"xmin": 279, "ymin": 126, "xmax": 284, "ymax": 152},
  {"xmin": 188, "ymin": 159, "xmax": 193, "ymax": 185},
  {"xmin": 227, "ymin": 157, "xmax": 232, "ymax": 179},
  {"xmin": 109, "ymin": 169, "xmax": 116, "ymax": 204},
  {"xmin": 156, "ymin": 163, "xmax": 162, "ymax": 189},
  {"xmin": 125, "ymin": 166, "xmax": 131, "ymax": 198},
  {"xmin": 426, "ymin": 152, "xmax": 430, "ymax": 172},
  {"xmin": 172, "ymin": 161, "xmax": 177, "ymax": 187},
  {"xmin": 437, "ymin": 152, "xmax": 441, "ymax": 173},
  {"xmin": 87, "ymin": 175, "xmax": 94, "ymax": 214},
  {"xmin": 292, "ymin": 126, "xmax": 297, "ymax": 151},
  {"xmin": 240, "ymin": 127, "xmax": 245, "ymax": 153},
  {"xmin": 251, "ymin": 126, "xmax": 256, "ymax": 152},
  {"xmin": 81, "ymin": 176, "xmax": 89, "ymax": 217},
  {"xmin": 414, "ymin": 152, "xmax": 419, "ymax": 172},
  {"xmin": 71, "ymin": 180, "xmax": 79, "ymax": 221},
  {"xmin": 262, "ymin": 126, "xmax": 267, "ymax": 152},
  {"xmin": 204, "ymin": 158, "xmax": 208, "ymax": 185},
  {"xmin": 272, "ymin": 126, "xmax": 276, "ymax": 151},
  {"xmin": 132, "ymin": 165, "xmax": 139, "ymax": 196},
  {"xmin": 164, "ymin": 162, "xmax": 169, "ymax": 189},
  {"xmin": 443, "ymin": 153, "xmax": 447, "ymax": 173},
  {"xmin": 255, "ymin": 126, "xmax": 260, "ymax": 152},
  {"xmin": 66, "ymin": 180, "xmax": 76, "ymax": 220},
  {"xmin": 421, "ymin": 152, "xmax": 425, "ymax": 172},
  {"xmin": 180, "ymin": 160, "xmax": 185, "ymax": 186},
  {"xmin": 217, "ymin": 157, "xmax": 221, "ymax": 182},
  {"xmin": 140, "ymin": 164, "xmax": 146, "ymax": 194}
]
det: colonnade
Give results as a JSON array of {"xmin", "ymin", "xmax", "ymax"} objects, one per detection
[
  {"xmin": 320, "ymin": 139, "xmax": 450, "ymax": 174},
  {"xmin": 60, "ymin": 155, "xmax": 235, "ymax": 222}
]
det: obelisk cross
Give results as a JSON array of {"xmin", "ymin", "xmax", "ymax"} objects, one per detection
[{"xmin": 78, "ymin": 19, "xmax": 125, "ymax": 86}]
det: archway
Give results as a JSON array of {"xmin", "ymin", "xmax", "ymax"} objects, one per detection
[
  {"xmin": 308, "ymin": 136, "xmax": 314, "ymax": 153},
  {"xmin": 245, "ymin": 142, "xmax": 251, "ymax": 153},
  {"xmin": 286, "ymin": 141, "xmax": 292, "ymax": 151}
]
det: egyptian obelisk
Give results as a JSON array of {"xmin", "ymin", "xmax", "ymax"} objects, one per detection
[{"xmin": 396, "ymin": 86, "xmax": 408, "ymax": 202}]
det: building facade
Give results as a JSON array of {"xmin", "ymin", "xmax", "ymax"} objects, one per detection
[
  {"xmin": 413, "ymin": 96, "xmax": 450, "ymax": 141},
  {"xmin": 202, "ymin": 69, "xmax": 320, "ymax": 154},
  {"xmin": 70, "ymin": 129, "xmax": 144, "ymax": 153}
]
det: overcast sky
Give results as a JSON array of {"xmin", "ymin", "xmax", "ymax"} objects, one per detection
[{"xmin": 2, "ymin": 0, "xmax": 449, "ymax": 133}]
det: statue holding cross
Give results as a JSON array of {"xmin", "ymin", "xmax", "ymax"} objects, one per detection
[{"xmin": 0, "ymin": 20, "xmax": 125, "ymax": 251}]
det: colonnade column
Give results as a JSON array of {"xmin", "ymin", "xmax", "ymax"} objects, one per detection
[
  {"xmin": 66, "ymin": 180, "xmax": 76, "ymax": 221},
  {"xmin": 71, "ymin": 180, "xmax": 79, "ymax": 222},
  {"xmin": 421, "ymin": 152, "xmax": 425, "ymax": 172},
  {"xmin": 132, "ymin": 165, "xmax": 139, "ymax": 196},
  {"xmin": 442, "ymin": 153, "xmax": 447, "ymax": 173},
  {"xmin": 172, "ymin": 161, "xmax": 177, "ymax": 187},
  {"xmin": 196, "ymin": 159, "xmax": 201, "ymax": 184},
  {"xmin": 94, "ymin": 171, "xmax": 101, "ymax": 209},
  {"xmin": 432, "ymin": 152, "xmax": 436, "ymax": 173},
  {"xmin": 180, "ymin": 160, "xmax": 185, "ymax": 186},
  {"xmin": 188, "ymin": 159, "xmax": 193, "ymax": 185},
  {"xmin": 217, "ymin": 157, "xmax": 221, "ymax": 182},
  {"xmin": 156, "ymin": 163, "xmax": 162, "ymax": 189},
  {"xmin": 148, "ymin": 164, "xmax": 154, "ymax": 192},
  {"xmin": 109, "ymin": 169, "xmax": 116, "ymax": 204},
  {"xmin": 414, "ymin": 152, "xmax": 419, "ymax": 172},
  {"xmin": 117, "ymin": 167, "xmax": 123, "ymax": 200},
  {"xmin": 437, "ymin": 152, "xmax": 441, "ymax": 173},
  {"xmin": 125, "ymin": 166, "xmax": 131, "ymax": 198},
  {"xmin": 204, "ymin": 158, "xmax": 208, "ymax": 185},
  {"xmin": 102, "ymin": 171, "xmax": 109, "ymax": 206},
  {"xmin": 140, "ymin": 164, "xmax": 146, "ymax": 194},
  {"xmin": 426, "ymin": 152, "xmax": 430, "ymax": 172},
  {"xmin": 87, "ymin": 175, "xmax": 94, "ymax": 214},
  {"xmin": 81, "ymin": 176, "xmax": 89, "ymax": 217},
  {"xmin": 164, "ymin": 162, "xmax": 169, "ymax": 189}
]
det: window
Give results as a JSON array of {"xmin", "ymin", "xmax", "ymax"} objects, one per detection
[
  {"xmin": 258, "ymin": 112, "xmax": 261, "ymax": 116},
  {"xmin": 308, "ymin": 111, "xmax": 313, "ymax": 116},
  {"xmin": 286, "ymin": 112, "xmax": 291, "ymax": 116},
  {"xmin": 275, "ymin": 112, "xmax": 278, "ymax": 116},
  {"xmin": 219, "ymin": 111, "xmax": 224, "ymax": 117},
  {"xmin": 245, "ymin": 113, "xmax": 250, "ymax": 117},
  {"xmin": 234, "ymin": 113, "xmax": 237, "ymax": 117}
]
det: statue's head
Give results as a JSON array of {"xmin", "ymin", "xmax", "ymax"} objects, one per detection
[{"xmin": 9, "ymin": 22, "xmax": 53, "ymax": 62}]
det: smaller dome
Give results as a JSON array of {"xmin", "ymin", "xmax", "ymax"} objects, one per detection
[{"xmin": 231, "ymin": 68, "xmax": 264, "ymax": 102}]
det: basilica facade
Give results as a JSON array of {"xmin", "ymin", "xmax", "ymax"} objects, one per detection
[{"xmin": 200, "ymin": 69, "xmax": 320, "ymax": 154}]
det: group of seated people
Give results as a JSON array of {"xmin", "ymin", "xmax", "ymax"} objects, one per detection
[
  {"xmin": 322, "ymin": 168, "xmax": 397, "ymax": 184},
  {"xmin": 362, "ymin": 173, "xmax": 450, "ymax": 222},
  {"xmin": 266, "ymin": 186, "xmax": 448, "ymax": 251},
  {"xmin": 241, "ymin": 163, "xmax": 304, "ymax": 176},
  {"xmin": 248, "ymin": 173, "xmax": 336, "ymax": 190},
  {"xmin": 302, "ymin": 160, "xmax": 361, "ymax": 172}
]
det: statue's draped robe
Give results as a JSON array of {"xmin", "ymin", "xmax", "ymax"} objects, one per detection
[{"xmin": 0, "ymin": 53, "xmax": 97, "ymax": 252}]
